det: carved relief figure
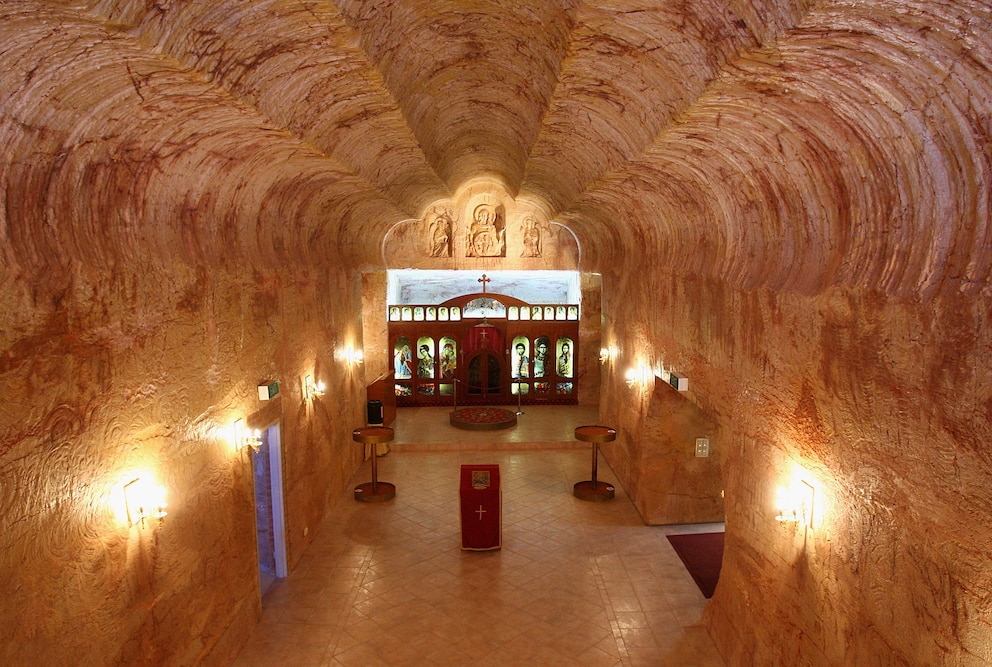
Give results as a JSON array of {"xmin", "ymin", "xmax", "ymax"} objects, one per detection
[
  {"xmin": 521, "ymin": 216, "xmax": 542, "ymax": 257},
  {"xmin": 428, "ymin": 209, "xmax": 452, "ymax": 257},
  {"xmin": 466, "ymin": 202, "xmax": 505, "ymax": 257}
]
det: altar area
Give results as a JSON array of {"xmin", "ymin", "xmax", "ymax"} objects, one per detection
[{"xmin": 390, "ymin": 404, "xmax": 598, "ymax": 450}]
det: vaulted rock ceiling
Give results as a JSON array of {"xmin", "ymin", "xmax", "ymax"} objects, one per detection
[{"xmin": 2, "ymin": 1, "xmax": 990, "ymax": 297}]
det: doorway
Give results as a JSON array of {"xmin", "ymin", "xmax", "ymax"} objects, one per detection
[
  {"xmin": 466, "ymin": 350, "xmax": 503, "ymax": 400},
  {"xmin": 252, "ymin": 423, "xmax": 288, "ymax": 600}
]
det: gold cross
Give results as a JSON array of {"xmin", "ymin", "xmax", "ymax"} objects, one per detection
[
  {"xmin": 478, "ymin": 273, "xmax": 490, "ymax": 294},
  {"xmin": 476, "ymin": 505, "xmax": 487, "ymax": 520}
]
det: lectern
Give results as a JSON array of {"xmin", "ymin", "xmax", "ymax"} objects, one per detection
[
  {"xmin": 573, "ymin": 425, "xmax": 616, "ymax": 501},
  {"xmin": 459, "ymin": 464, "xmax": 501, "ymax": 550},
  {"xmin": 352, "ymin": 426, "xmax": 395, "ymax": 502}
]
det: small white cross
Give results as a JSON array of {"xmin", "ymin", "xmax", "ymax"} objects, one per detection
[{"xmin": 476, "ymin": 505, "xmax": 487, "ymax": 520}]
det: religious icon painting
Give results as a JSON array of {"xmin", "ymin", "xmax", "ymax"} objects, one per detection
[
  {"xmin": 389, "ymin": 306, "xmax": 400, "ymax": 321},
  {"xmin": 417, "ymin": 337, "xmax": 435, "ymax": 378},
  {"xmin": 439, "ymin": 337, "xmax": 457, "ymax": 379},
  {"xmin": 511, "ymin": 336, "xmax": 530, "ymax": 379},
  {"xmin": 413, "ymin": 306, "xmax": 425, "ymax": 321},
  {"xmin": 472, "ymin": 470, "xmax": 491, "ymax": 489},
  {"xmin": 508, "ymin": 306, "xmax": 519, "ymax": 320},
  {"xmin": 544, "ymin": 306, "xmax": 555, "ymax": 320},
  {"xmin": 556, "ymin": 306, "xmax": 566, "ymax": 320},
  {"xmin": 533, "ymin": 336, "xmax": 550, "ymax": 378},
  {"xmin": 567, "ymin": 306, "xmax": 578, "ymax": 320},
  {"xmin": 394, "ymin": 337, "xmax": 413, "ymax": 379},
  {"xmin": 531, "ymin": 306, "xmax": 542, "ymax": 320},
  {"xmin": 426, "ymin": 307, "xmax": 437, "ymax": 321},
  {"xmin": 439, "ymin": 307, "xmax": 449, "ymax": 321},
  {"xmin": 556, "ymin": 337, "xmax": 573, "ymax": 378}
]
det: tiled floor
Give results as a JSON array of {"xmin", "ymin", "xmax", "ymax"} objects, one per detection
[{"xmin": 233, "ymin": 406, "xmax": 725, "ymax": 666}]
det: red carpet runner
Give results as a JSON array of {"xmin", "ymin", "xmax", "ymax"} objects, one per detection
[{"xmin": 666, "ymin": 532, "xmax": 725, "ymax": 599}]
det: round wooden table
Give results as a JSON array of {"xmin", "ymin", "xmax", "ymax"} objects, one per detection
[
  {"xmin": 573, "ymin": 425, "xmax": 617, "ymax": 502},
  {"xmin": 352, "ymin": 426, "xmax": 396, "ymax": 502}
]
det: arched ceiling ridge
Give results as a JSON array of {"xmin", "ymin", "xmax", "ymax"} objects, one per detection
[
  {"xmin": 334, "ymin": 0, "xmax": 579, "ymax": 193},
  {"xmin": 560, "ymin": 0, "xmax": 992, "ymax": 298},
  {"xmin": 520, "ymin": 0, "xmax": 814, "ymax": 216},
  {"xmin": 4, "ymin": 0, "xmax": 990, "ymax": 300},
  {"xmin": 1, "ymin": 3, "xmax": 406, "ymax": 276},
  {"xmin": 79, "ymin": 0, "xmax": 450, "ymax": 217}
]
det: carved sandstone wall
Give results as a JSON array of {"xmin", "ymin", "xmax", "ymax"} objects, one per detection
[
  {"xmin": 2, "ymin": 1, "xmax": 991, "ymax": 665},
  {"xmin": 0, "ymin": 263, "xmax": 366, "ymax": 665},
  {"xmin": 599, "ymin": 268, "xmax": 992, "ymax": 664}
]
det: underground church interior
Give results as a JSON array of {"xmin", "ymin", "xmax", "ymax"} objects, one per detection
[{"xmin": 1, "ymin": 1, "xmax": 991, "ymax": 665}]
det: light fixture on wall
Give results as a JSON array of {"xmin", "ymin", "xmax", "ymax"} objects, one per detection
[
  {"xmin": 599, "ymin": 345, "xmax": 617, "ymax": 363},
  {"xmin": 304, "ymin": 375, "xmax": 326, "ymax": 399},
  {"xmin": 344, "ymin": 347, "xmax": 364, "ymax": 366},
  {"xmin": 234, "ymin": 418, "xmax": 262, "ymax": 454},
  {"xmin": 625, "ymin": 362, "xmax": 653, "ymax": 387},
  {"xmin": 775, "ymin": 478, "xmax": 814, "ymax": 528},
  {"xmin": 123, "ymin": 477, "xmax": 168, "ymax": 527}
]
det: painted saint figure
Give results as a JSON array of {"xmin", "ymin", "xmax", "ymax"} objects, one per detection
[
  {"xmin": 417, "ymin": 344, "xmax": 434, "ymax": 379},
  {"xmin": 557, "ymin": 341, "xmax": 572, "ymax": 378},
  {"xmin": 394, "ymin": 344, "xmax": 412, "ymax": 379},
  {"xmin": 439, "ymin": 341, "xmax": 457, "ymax": 379},
  {"xmin": 511, "ymin": 342, "xmax": 529, "ymax": 379},
  {"xmin": 533, "ymin": 337, "xmax": 550, "ymax": 378}
]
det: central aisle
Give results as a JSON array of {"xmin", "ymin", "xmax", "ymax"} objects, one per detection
[{"xmin": 233, "ymin": 444, "xmax": 725, "ymax": 666}]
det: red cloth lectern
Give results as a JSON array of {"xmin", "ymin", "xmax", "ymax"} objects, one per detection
[{"xmin": 459, "ymin": 464, "xmax": 501, "ymax": 551}]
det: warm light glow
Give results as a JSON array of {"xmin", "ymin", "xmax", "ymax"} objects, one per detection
[
  {"xmin": 234, "ymin": 418, "xmax": 261, "ymax": 453},
  {"xmin": 304, "ymin": 374, "xmax": 326, "ymax": 399},
  {"xmin": 123, "ymin": 477, "xmax": 168, "ymax": 527},
  {"xmin": 625, "ymin": 362, "xmax": 653, "ymax": 387},
  {"xmin": 345, "ymin": 347, "xmax": 364, "ymax": 365},
  {"xmin": 775, "ymin": 475, "xmax": 815, "ymax": 528},
  {"xmin": 599, "ymin": 345, "xmax": 618, "ymax": 363}
]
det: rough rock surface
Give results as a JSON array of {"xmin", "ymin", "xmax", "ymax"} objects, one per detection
[{"xmin": 1, "ymin": 1, "xmax": 990, "ymax": 665}]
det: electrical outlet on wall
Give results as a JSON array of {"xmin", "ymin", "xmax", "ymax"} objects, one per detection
[{"xmin": 694, "ymin": 437, "xmax": 710, "ymax": 457}]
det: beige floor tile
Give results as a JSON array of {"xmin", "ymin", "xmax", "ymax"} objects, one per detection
[{"xmin": 234, "ymin": 406, "xmax": 725, "ymax": 666}]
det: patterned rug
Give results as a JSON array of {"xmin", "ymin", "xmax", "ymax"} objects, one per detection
[{"xmin": 449, "ymin": 407, "xmax": 518, "ymax": 431}]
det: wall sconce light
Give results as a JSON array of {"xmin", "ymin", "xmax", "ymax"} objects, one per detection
[
  {"xmin": 124, "ymin": 477, "xmax": 168, "ymax": 527},
  {"xmin": 599, "ymin": 346, "xmax": 617, "ymax": 363},
  {"xmin": 625, "ymin": 362, "xmax": 653, "ymax": 387},
  {"xmin": 775, "ymin": 479, "xmax": 815, "ymax": 528},
  {"xmin": 345, "ymin": 347, "xmax": 364, "ymax": 366},
  {"xmin": 234, "ymin": 418, "xmax": 262, "ymax": 454},
  {"xmin": 304, "ymin": 375, "xmax": 326, "ymax": 399}
]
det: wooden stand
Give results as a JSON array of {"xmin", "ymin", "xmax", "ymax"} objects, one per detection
[
  {"xmin": 573, "ymin": 425, "xmax": 616, "ymax": 502},
  {"xmin": 352, "ymin": 426, "xmax": 396, "ymax": 502}
]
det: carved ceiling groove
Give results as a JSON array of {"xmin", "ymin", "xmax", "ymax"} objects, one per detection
[{"xmin": 1, "ymin": 0, "xmax": 989, "ymax": 297}]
